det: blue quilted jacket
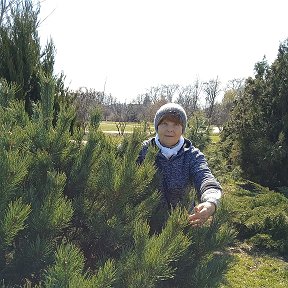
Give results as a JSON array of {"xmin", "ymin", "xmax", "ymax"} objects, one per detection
[{"xmin": 138, "ymin": 137, "xmax": 222, "ymax": 209}]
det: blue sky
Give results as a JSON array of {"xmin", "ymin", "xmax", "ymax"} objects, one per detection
[{"xmin": 39, "ymin": 0, "xmax": 288, "ymax": 102}]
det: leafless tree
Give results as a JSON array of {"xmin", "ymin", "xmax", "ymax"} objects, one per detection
[
  {"xmin": 73, "ymin": 87, "xmax": 118, "ymax": 127},
  {"xmin": 210, "ymin": 103, "xmax": 226, "ymax": 132},
  {"xmin": 225, "ymin": 78, "xmax": 245, "ymax": 100},
  {"xmin": 111, "ymin": 102, "xmax": 127, "ymax": 122},
  {"xmin": 133, "ymin": 93, "xmax": 152, "ymax": 121},
  {"xmin": 210, "ymin": 78, "xmax": 245, "ymax": 128},
  {"xmin": 141, "ymin": 84, "xmax": 179, "ymax": 104},
  {"xmin": 115, "ymin": 121, "xmax": 126, "ymax": 135},
  {"xmin": 203, "ymin": 76, "xmax": 221, "ymax": 124},
  {"xmin": 226, "ymin": 78, "xmax": 244, "ymax": 90},
  {"xmin": 161, "ymin": 84, "xmax": 179, "ymax": 102},
  {"xmin": 135, "ymin": 85, "xmax": 170, "ymax": 122},
  {"xmin": 145, "ymin": 86, "xmax": 162, "ymax": 104},
  {"xmin": 176, "ymin": 79, "xmax": 203, "ymax": 117}
]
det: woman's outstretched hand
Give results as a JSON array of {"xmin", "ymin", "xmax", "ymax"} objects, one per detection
[{"xmin": 188, "ymin": 202, "xmax": 216, "ymax": 227}]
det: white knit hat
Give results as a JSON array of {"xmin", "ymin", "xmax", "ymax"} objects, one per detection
[{"xmin": 154, "ymin": 103, "xmax": 187, "ymax": 133}]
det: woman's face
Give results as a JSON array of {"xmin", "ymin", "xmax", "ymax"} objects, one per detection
[{"xmin": 157, "ymin": 118, "xmax": 183, "ymax": 147}]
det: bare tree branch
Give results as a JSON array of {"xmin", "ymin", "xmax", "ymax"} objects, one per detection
[
  {"xmin": 176, "ymin": 79, "xmax": 203, "ymax": 116},
  {"xmin": 203, "ymin": 76, "xmax": 221, "ymax": 124}
]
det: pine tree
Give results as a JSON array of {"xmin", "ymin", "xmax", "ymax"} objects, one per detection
[
  {"xmin": 0, "ymin": 1, "xmax": 236, "ymax": 286},
  {"xmin": 0, "ymin": 0, "xmax": 68, "ymax": 115},
  {"xmin": 0, "ymin": 78, "xmax": 236, "ymax": 287},
  {"xmin": 0, "ymin": 77, "xmax": 75, "ymax": 285},
  {"xmin": 221, "ymin": 39, "xmax": 288, "ymax": 188}
]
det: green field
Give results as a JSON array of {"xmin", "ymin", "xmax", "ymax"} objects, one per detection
[
  {"xmin": 219, "ymin": 250, "xmax": 288, "ymax": 287},
  {"xmin": 210, "ymin": 134, "xmax": 220, "ymax": 143},
  {"xmin": 99, "ymin": 122, "xmax": 220, "ymax": 142},
  {"xmin": 99, "ymin": 121, "xmax": 145, "ymax": 133}
]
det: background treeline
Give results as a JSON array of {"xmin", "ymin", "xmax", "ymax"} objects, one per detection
[
  {"xmin": 73, "ymin": 77, "xmax": 234, "ymax": 130},
  {"xmin": 0, "ymin": 1, "xmax": 287, "ymax": 287}
]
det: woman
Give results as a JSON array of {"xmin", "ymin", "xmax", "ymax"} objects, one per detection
[{"xmin": 138, "ymin": 103, "xmax": 222, "ymax": 227}]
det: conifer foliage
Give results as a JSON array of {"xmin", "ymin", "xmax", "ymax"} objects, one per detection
[
  {"xmin": 221, "ymin": 39, "xmax": 288, "ymax": 188},
  {"xmin": 0, "ymin": 78, "xmax": 235, "ymax": 287},
  {"xmin": 0, "ymin": 0, "xmax": 67, "ymax": 115},
  {"xmin": 0, "ymin": 1, "xmax": 235, "ymax": 286}
]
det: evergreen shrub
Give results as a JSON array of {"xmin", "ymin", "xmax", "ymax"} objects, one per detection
[
  {"xmin": 225, "ymin": 180, "xmax": 288, "ymax": 256},
  {"xmin": 221, "ymin": 39, "xmax": 288, "ymax": 188},
  {"xmin": 186, "ymin": 111, "xmax": 211, "ymax": 151},
  {"xmin": 0, "ymin": 79, "xmax": 236, "ymax": 287}
]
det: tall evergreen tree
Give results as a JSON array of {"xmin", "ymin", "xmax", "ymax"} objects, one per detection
[
  {"xmin": 0, "ymin": 0, "xmax": 67, "ymax": 115},
  {"xmin": 221, "ymin": 39, "xmax": 288, "ymax": 188}
]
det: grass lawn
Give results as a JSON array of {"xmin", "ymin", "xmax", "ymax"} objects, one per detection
[
  {"xmin": 99, "ymin": 121, "xmax": 144, "ymax": 132},
  {"xmin": 219, "ymin": 250, "xmax": 288, "ymax": 287},
  {"xmin": 210, "ymin": 134, "xmax": 220, "ymax": 143},
  {"xmin": 99, "ymin": 122, "xmax": 220, "ymax": 142}
]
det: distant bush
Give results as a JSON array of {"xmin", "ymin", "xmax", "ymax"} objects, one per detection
[{"xmin": 186, "ymin": 111, "xmax": 211, "ymax": 151}]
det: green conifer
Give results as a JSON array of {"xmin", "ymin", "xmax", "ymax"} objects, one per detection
[{"xmin": 0, "ymin": 2, "xmax": 236, "ymax": 286}]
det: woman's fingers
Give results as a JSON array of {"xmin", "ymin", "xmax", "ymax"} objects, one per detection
[
  {"xmin": 188, "ymin": 202, "xmax": 215, "ymax": 227},
  {"xmin": 188, "ymin": 210, "xmax": 207, "ymax": 226}
]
